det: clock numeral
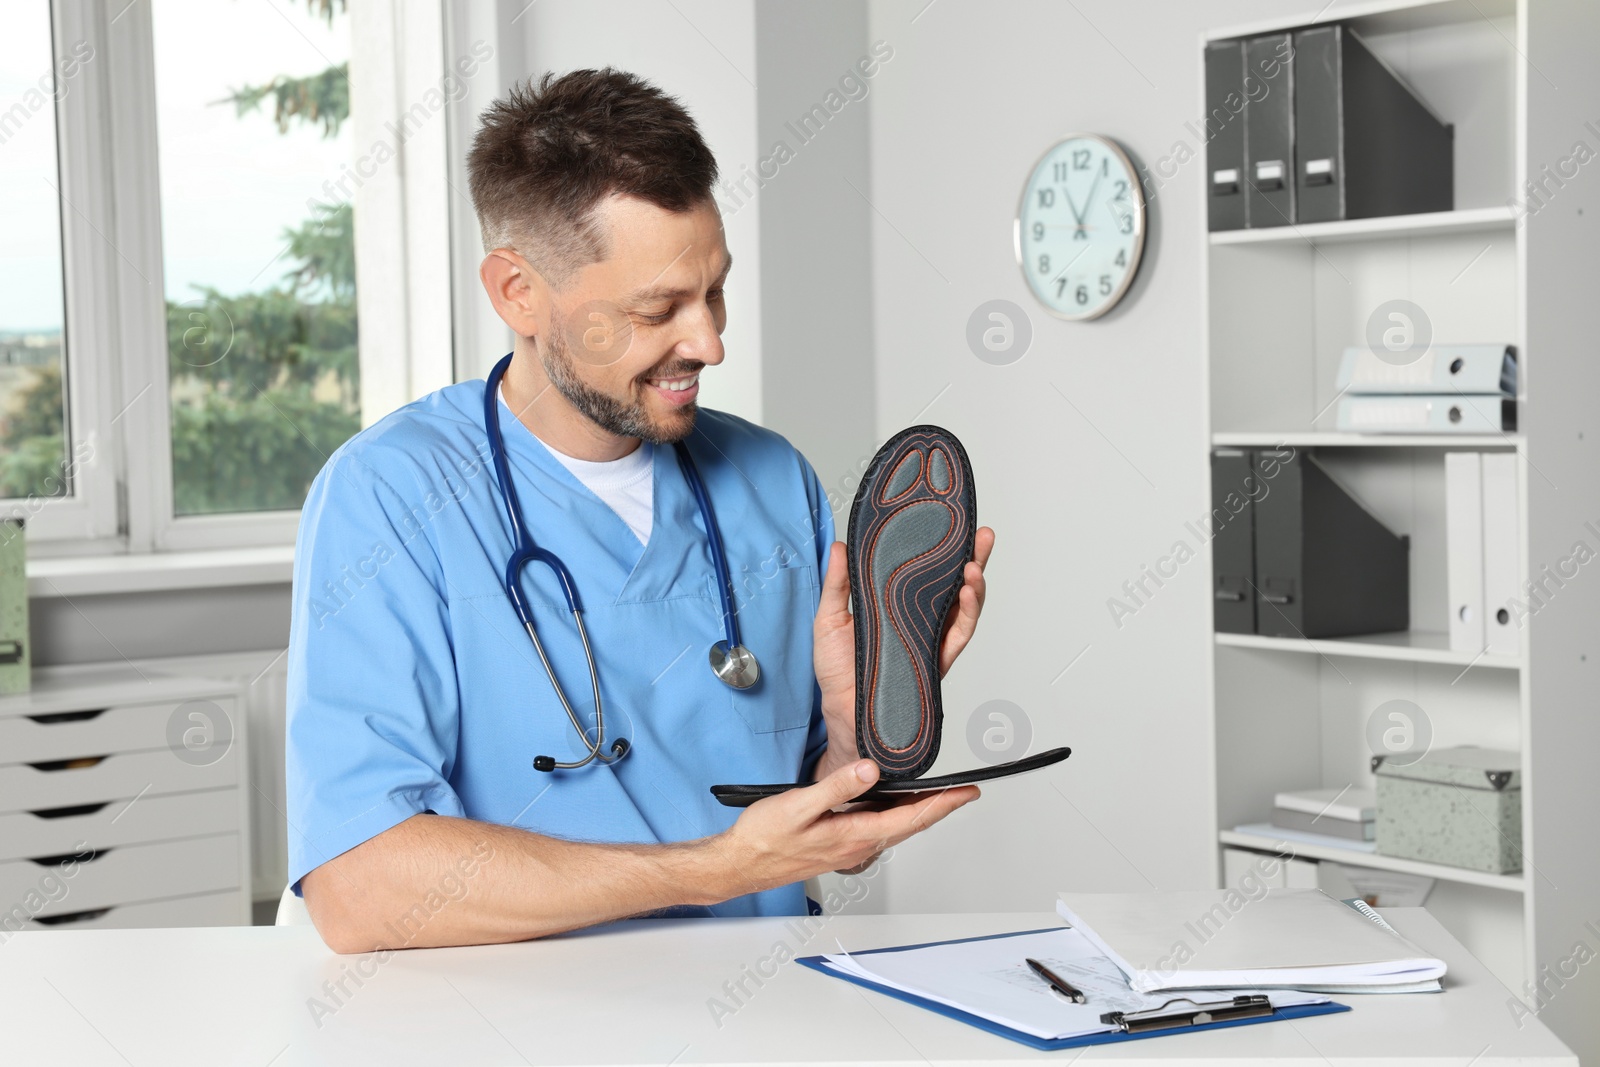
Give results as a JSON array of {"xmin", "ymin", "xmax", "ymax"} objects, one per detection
[
  {"xmin": 1038, "ymin": 254, "xmax": 1050, "ymax": 275},
  {"xmin": 1101, "ymin": 157, "xmax": 1110, "ymax": 177},
  {"xmin": 1054, "ymin": 277, "xmax": 1070, "ymax": 299},
  {"xmin": 1052, "ymin": 161, "xmax": 1069, "ymax": 181},
  {"xmin": 1099, "ymin": 274, "xmax": 1113, "ymax": 296},
  {"xmin": 1118, "ymin": 214, "xmax": 1134, "ymax": 235},
  {"xmin": 1114, "ymin": 179, "xmax": 1128, "ymax": 199},
  {"xmin": 1032, "ymin": 222, "xmax": 1045, "ymax": 241},
  {"xmin": 1115, "ymin": 248, "xmax": 1127, "ymax": 268},
  {"xmin": 1072, "ymin": 149, "xmax": 1091, "ymax": 171},
  {"xmin": 1037, "ymin": 187, "xmax": 1055, "ymax": 208},
  {"xmin": 1075, "ymin": 284, "xmax": 1089, "ymax": 306}
]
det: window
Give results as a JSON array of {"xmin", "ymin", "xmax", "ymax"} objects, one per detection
[
  {"xmin": 149, "ymin": 0, "xmax": 360, "ymax": 518},
  {"xmin": 0, "ymin": 3, "xmax": 71, "ymax": 503},
  {"xmin": 1, "ymin": 0, "xmax": 380, "ymax": 554}
]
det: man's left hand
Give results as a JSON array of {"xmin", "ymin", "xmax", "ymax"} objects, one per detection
[{"xmin": 812, "ymin": 527, "xmax": 995, "ymax": 778}]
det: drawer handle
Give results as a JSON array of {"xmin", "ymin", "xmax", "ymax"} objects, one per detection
[
  {"xmin": 29, "ymin": 848, "xmax": 107, "ymax": 867},
  {"xmin": 26, "ymin": 709, "xmax": 108, "ymax": 725},
  {"xmin": 34, "ymin": 908, "xmax": 112, "ymax": 926},
  {"xmin": 30, "ymin": 802, "xmax": 111, "ymax": 820},
  {"xmin": 27, "ymin": 756, "xmax": 108, "ymax": 772}
]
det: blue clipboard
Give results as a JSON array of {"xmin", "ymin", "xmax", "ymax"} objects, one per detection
[{"xmin": 796, "ymin": 927, "xmax": 1352, "ymax": 1052}]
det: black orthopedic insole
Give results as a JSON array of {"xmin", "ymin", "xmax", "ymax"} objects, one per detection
[
  {"xmin": 709, "ymin": 424, "xmax": 1071, "ymax": 807},
  {"xmin": 847, "ymin": 425, "xmax": 975, "ymax": 779}
]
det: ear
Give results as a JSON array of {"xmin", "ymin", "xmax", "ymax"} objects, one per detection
[{"xmin": 480, "ymin": 249, "xmax": 551, "ymax": 336}]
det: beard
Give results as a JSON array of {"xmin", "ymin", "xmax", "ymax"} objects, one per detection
[{"xmin": 539, "ymin": 323, "xmax": 700, "ymax": 445}]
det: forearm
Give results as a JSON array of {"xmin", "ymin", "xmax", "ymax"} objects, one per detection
[{"xmin": 302, "ymin": 813, "xmax": 748, "ymax": 952}]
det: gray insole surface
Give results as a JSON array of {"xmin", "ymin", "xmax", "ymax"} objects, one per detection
[{"xmin": 869, "ymin": 500, "xmax": 953, "ymax": 749}]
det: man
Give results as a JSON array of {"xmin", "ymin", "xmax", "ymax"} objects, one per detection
[{"xmin": 287, "ymin": 68, "xmax": 990, "ymax": 952}]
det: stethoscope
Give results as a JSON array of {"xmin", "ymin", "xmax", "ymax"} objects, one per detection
[{"xmin": 484, "ymin": 354, "xmax": 761, "ymax": 773}]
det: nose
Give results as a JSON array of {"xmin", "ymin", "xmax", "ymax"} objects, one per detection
[{"xmin": 674, "ymin": 300, "xmax": 725, "ymax": 367}]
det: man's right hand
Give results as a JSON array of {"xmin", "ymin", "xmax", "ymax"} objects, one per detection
[{"xmin": 712, "ymin": 758, "xmax": 979, "ymax": 893}]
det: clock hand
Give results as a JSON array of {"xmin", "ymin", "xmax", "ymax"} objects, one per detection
[
  {"xmin": 1079, "ymin": 171, "xmax": 1103, "ymax": 228},
  {"xmin": 1063, "ymin": 186, "xmax": 1085, "ymax": 226}
]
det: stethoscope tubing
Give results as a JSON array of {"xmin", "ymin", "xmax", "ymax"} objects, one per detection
[{"xmin": 483, "ymin": 353, "xmax": 748, "ymax": 770}]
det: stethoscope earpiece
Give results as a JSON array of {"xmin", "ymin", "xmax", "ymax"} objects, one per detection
[{"xmin": 533, "ymin": 735, "xmax": 629, "ymax": 773}]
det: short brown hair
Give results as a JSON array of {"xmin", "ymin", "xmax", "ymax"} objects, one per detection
[{"xmin": 466, "ymin": 68, "xmax": 719, "ymax": 290}]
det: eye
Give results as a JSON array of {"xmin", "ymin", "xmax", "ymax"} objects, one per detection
[
  {"xmin": 707, "ymin": 288, "xmax": 725, "ymax": 300},
  {"xmin": 637, "ymin": 307, "xmax": 673, "ymax": 325}
]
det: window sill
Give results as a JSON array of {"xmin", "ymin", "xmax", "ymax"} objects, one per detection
[{"xmin": 27, "ymin": 545, "xmax": 295, "ymax": 599}]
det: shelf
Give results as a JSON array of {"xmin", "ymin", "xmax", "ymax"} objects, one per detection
[
  {"xmin": 1214, "ymin": 630, "xmax": 1521, "ymax": 670},
  {"xmin": 1212, "ymin": 432, "xmax": 1521, "ymax": 449},
  {"xmin": 1208, "ymin": 206, "xmax": 1515, "ymax": 248},
  {"xmin": 1204, "ymin": 0, "xmax": 1517, "ymax": 41},
  {"xmin": 1221, "ymin": 828, "xmax": 1526, "ymax": 893}
]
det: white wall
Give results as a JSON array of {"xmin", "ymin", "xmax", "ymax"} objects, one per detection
[
  {"xmin": 486, "ymin": 0, "xmax": 766, "ymax": 422},
  {"xmin": 752, "ymin": 1, "xmax": 879, "ymax": 489},
  {"xmin": 861, "ymin": 0, "xmax": 1282, "ymax": 912}
]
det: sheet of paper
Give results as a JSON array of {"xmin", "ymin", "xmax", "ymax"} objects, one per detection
[
  {"xmin": 1056, "ymin": 889, "xmax": 1445, "ymax": 992},
  {"xmin": 821, "ymin": 928, "xmax": 1325, "ymax": 1041}
]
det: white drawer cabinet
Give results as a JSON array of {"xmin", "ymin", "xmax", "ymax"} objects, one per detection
[
  {"xmin": 0, "ymin": 667, "xmax": 251, "ymax": 929},
  {"xmin": 0, "ymin": 702, "xmax": 191, "ymax": 763},
  {"xmin": 0, "ymin": 835, "xmax": 242, "ymax": 921},
  {"xmin": 14, "ymin": 890, "xmax": 241, "ymax": 931},
  {"xmin": 0, "ymin": 789, "xmax": 238, "ymax": 863},
  {"xmin": 0, "ymin": 748, "xmax": 238, "ymax": 810}
]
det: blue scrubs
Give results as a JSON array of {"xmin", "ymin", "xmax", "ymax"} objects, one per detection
[{"xmin": 285, "ymin": 379, "xmax": 834, "ymax": 915}]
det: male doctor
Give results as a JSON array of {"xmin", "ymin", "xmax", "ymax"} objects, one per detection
[{"xmin": 288, "ymin": 68, "xmax": 989, "ymax": 952}]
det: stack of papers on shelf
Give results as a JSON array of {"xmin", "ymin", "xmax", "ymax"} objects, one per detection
[
  {"xmin": 1273, "ymin": 787, "xmax": 1376, "ymax": 841},
  {"xmin": 1235, "ymin": 820, "xmax": 1378, "ymax": 853},
  {"xmin": 1057, "ymin": 889, "xmax": 1446, "ymax": 994},
  {"xmin": 804, "ymin": 927, "xmax": 1335, "ymax": 1046}
]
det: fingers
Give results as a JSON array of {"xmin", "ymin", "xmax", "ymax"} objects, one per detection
[
  {"xmin": 847, "ymin": 785, "xmax": 981, "ymax": 848},
  {"xmin": 799, "ymin": 757, "xmax": 880, "ymax": 817},
  {"xmin": 816, "ymin": 541, "xmax": 850, "ymax": 623},
  {"xmin": 972, "ymin": 526, "xmax": 995, "ymax": 570},
  {"xmin": 939, "ymin": 528, "xmax": 994, "ymax": 676},
  {"xmin": 940, "ymin": 582, "xmax": 982, "ymax": 676}
]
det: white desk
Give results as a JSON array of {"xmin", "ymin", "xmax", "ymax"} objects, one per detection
[{"xmin": 0, "ymin": 909, "xmax": 1574, "ymax": 1065}]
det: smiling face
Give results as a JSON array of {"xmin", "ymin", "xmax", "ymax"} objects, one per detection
[{"xmin": 535, "ymin": 193, "xmax": 730, "ymax": 446}]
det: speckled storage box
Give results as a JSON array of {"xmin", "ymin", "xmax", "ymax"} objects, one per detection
[{"xmin": 1373, "ymin": 746, "xmax": 1521, "ymax": 874}]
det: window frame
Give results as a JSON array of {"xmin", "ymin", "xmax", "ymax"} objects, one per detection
[
  {"xmin": 10, "ymin": 0, "xmax": 451, "ymax": 557},
  {"xmin": 0, "ymin": 0, "xmax": 122, "ymax": 549},
  {"xmin": 108, "ymin": 0, "xmax": 323, "ymax": 552}
]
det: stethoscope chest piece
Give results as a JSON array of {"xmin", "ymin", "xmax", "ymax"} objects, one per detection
[{"xmin": 710, "ymin": 641, "xmax": 761, "ymax": 690}]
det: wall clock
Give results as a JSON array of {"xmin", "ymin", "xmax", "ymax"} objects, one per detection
[{"xmin": 1013, "ymin": 133, "xmax": 1147, "ymax": 321}]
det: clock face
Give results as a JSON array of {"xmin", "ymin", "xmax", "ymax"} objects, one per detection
[{"xmin": 1014, "ymin": 134, "xmax": 1146, "ymax": 321}]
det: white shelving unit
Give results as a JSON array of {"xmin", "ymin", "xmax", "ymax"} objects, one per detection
[
  {"xmin": 1201, "ymin": 1, "xmax": 1600, "ymax": 1060},
  {"xmin": 1208, "ymin": 204, "xmax": 1516, "ymax": 246},
  {"xmin": 1214, "ymin": 630, "xmax": 1521, "ymax": 669},
  {"xmin": 1212, "ymin": 431, "xmax": 1521, "ymax": 449},
  {"xmin": 1219, "ymin": 828, "xmax": 1527, "ymax": 893}
]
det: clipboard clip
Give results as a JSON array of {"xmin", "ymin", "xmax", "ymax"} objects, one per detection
[{"xmin": 1101, "ymin": 994, "xmax": 1273, "ymax": 1033}]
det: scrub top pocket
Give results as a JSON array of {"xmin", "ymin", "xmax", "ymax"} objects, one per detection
[{"xmin": 727, "ymin": 564, "xmax": 818, "ymax": 733}]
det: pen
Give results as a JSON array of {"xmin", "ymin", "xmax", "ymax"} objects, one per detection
[{"xmin": 1025, "ymin": 957, "xmax": 1087, "ymax": 1003}]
